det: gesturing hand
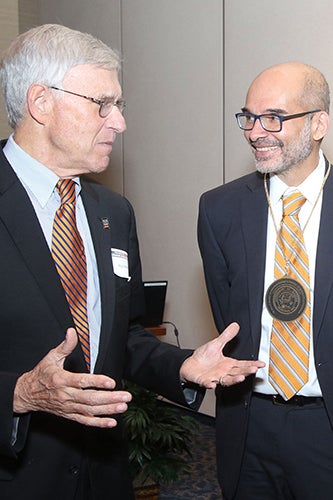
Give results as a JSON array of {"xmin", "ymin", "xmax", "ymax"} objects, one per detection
[
  {"xmin": 14, "ymin": 328, "xmax": 132, "ymax": 428},
  {"xmin": 179, "ymin": 322, "xmax": 265, "ymax": 389}
]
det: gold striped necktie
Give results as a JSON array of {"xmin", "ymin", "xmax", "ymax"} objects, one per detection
[
  {"xmin": 51, "ymin": 179, "xmax": 90, "ymax": 371},
  {"xmin": 268, "ymin": 191, "xmax": 311, "ymax": 400}
]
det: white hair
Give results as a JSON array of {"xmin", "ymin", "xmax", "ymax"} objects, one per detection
[{"xmin": 0, "ymin": 24, "xmax": 121, "ymax": 128}]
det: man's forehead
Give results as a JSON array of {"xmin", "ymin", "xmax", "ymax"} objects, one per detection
[
  {"xmin": 63, "ymin": 65, "xmax": 121, "ymax": 95},
  {"xmin": 245, "ymin": 73, "xmax": 302, "ymax": 111}
]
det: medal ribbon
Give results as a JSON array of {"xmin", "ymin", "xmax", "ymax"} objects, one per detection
[{"xmin": 268, "ymin": 191, "xmax": 311, "ymax": 400}]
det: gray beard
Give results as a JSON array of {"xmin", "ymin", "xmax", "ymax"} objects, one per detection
[{"xmin": 254, "ymin": 118, "xmax": 313, "ymax": 175}]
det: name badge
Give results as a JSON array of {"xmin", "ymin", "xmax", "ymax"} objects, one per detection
[{"xmin": 111, "ymin": 248, "xmax": 130, "ymax": 280}]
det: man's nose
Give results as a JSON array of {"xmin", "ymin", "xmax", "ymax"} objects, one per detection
[
  {"xmin": 105, "ymin": 107, "xmax": 127, "ymax": 133},
  {"xmin": 247, "ymin": 117, "xmax": 269, "ymax": 140}
]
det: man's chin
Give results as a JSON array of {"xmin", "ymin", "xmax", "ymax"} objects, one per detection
[
  {"xmin": 255, "ymin": 161, "xmax": 285, "ymax": 175},
  {"xmin": 256, "ymin": 165, "xmax": 272, "ymax": 174},
  {"xmin": 94, "ymin": 156, "xmax": 112, "ymax": 173},
  {"xmin": 85, "ymin": 162, "xmax": 110, "ymax": 178},
  {"xmin": 255, "ymin": 161, "xmax": 272, "ymax": 174}
]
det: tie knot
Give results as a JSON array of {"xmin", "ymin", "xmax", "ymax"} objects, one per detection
[
  {"xmin": 282, "ymin": 191, "xmax": 306, "ymax": 217},
  {"xmin": 56, "ymin": 179, "xmax": 76, "ymax": 205}
]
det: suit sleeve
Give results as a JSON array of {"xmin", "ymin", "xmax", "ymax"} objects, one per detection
[
  {"xmin": 0, "ymin": 373, "xmax": 30, "ymax": 458},
  {"xmin": 197, "ymin": 192, "xmax": 230, "ymax": 334},
  {"xmin": 123, "ymin": 199, "xmax": 204, "ymax": 408}
]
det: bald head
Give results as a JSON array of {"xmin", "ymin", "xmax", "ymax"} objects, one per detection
[{"xmin": 247, "ymin": 62, "xmax": 330, "ymax": 114}]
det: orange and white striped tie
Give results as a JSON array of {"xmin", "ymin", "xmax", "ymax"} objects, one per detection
[
  {"xmin": 269, "ymin": 191, "xmax": 311, "ymax": 400},
  {"xmin": 51, "ymin": 179, "xmax": 90, "ymax": 371}
]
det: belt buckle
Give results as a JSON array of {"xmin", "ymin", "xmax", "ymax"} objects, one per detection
[{"xmin": 272, "ymin": 394, "xmax": 287, "ymax": 406}]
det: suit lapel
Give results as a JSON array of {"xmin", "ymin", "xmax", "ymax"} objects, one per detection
[
  {"xmin": 81, "ymin": 182, "xmax": 116, "ymax": 372},
  {"xmin": 0, "ymin": 160, "xmax": 72, "ymax": 339},
  {"xmin": 241, "ymin": 174, "xmax": 268, "ymax": 342},
  {"xmin": 313, "ymin": 164, "xmax": 333, "ymax": 340}
]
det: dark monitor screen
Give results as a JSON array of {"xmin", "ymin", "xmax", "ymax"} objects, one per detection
[{"xmin": 142, "ymin": 281, "xmax": 168, "ymax": 327}]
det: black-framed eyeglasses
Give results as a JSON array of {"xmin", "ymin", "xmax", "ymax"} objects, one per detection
[
  {"xmin": 235, "ymin": 109, "xmax": 321, "ymax": 132},
  {"xmin": 49, "ymin": 86, "xmax": 126, "ymax": 118}
]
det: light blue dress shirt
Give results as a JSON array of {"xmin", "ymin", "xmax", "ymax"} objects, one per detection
[{"xmin": 3, "ymin": 135, "xmax": 101, "ymax": 372}]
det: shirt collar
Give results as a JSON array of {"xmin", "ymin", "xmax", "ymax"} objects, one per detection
[{"xmin": 3, "ymin": 134, "xmax": 81, "ymax": 207}]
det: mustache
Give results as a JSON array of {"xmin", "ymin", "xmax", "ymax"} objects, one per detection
[{"xmin": 250, "ymin": 138, "xmax": 283, "ymax": 148}]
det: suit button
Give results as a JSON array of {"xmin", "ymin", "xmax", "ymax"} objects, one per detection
[{"xmin": 69, "ymin": 465, "xmax": 80, "ymax": 475}]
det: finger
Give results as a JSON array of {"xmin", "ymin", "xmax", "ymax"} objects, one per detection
[
  {"xmin": 86, "ymin": 401, "xmax": 130, "ymax": 416},
  {"xmin": 229, "ymin": 360, "xmax": 266, "ymax": 372},
  {"xmin": 72, "ymin": 415, "xmax": 119, "ymax": 428},
  {"xmin": 74, "ymin": 388, "xmax": 132, "ymax": 406},
  {"xmin": 64, "ymin": 327, "xmax": 79, "ymax": 352},
  {"xmin": 53, "ymin": 327, "xmax": 78, "ymax": 365},
  {"xmin": 214, "ymin": 322, "xmax": 240, "ymax": 349},
  {"xmin": 225, "ymin": 362, "xmax": 265, "ymax": 382},
  {"xmin": 75, "ymin": 373, "xmax": 117, "ymax": 391},
  {"xmin": 211, "ymin": 360, "xmax": 264, "ymax": 387},
  {"xmin": 220, "ymin": 322, "xmax": 240, "ymax": 340},
  {"xmin": 69, "ymin": 399, "xmax": 131, "ymax": 417}
]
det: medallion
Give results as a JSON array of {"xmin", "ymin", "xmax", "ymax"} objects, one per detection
[{"xmin": 265, "ymin": 277, "xmax": 307, "ymax": 321}]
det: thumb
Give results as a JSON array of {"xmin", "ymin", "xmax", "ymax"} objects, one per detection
[
  {"xmin": 219, "ymin": 322, "xmax": 240, "ymax": 346},
  {"xmin": 55, "ymin": 327, "xmax": 78, "ymax": 364}
]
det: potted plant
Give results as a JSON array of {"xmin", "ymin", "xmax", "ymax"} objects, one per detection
[{"xmin": 123, "ymin": 381, "xmax": 199, "ymax": 499}]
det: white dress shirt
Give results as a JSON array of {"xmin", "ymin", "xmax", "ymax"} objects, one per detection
[{"xmin": 254, "ymin": 151, "xmax": 327, "ymax": 396}]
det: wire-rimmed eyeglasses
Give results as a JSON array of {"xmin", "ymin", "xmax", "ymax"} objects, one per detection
[
  {"xmin": 235, "ymin": 109, "xmax": 321, "ymax": 133},
  {"xmin": 49, "ymin": 86, "xmax": 126, "ymax": 118}
]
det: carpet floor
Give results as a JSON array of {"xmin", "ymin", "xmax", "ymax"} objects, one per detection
[{"xmin": 159, "ymin": 410, "xmax": 222, "ymax": 500}]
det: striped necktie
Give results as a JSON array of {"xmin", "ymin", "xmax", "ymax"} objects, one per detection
[
  {"xmin": 268, "ymin": 191, "xmax": 311, "ymax": 400},
  {"xmin": 51, "ymin": 179, "xmax": 90, "ymax": 371}
]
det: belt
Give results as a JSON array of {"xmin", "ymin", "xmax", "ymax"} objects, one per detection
[{"xmin": 253, "ymin": 392, "xmax": 323, "ymax": 406}]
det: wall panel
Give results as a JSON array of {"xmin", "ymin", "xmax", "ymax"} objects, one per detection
[
  {"xmin": 121, "ymin": 0, "xmax": 223, "ymax": 415},
  {"xmin": 0, "ymin": 0, "xmax": 19, "ymax": 137}
]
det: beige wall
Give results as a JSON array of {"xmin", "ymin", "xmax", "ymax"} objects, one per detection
[
  {"xmin": 0, "ymin": 0, "xmax": 39, "ymax": 136},
  {"xmin": 0, "ymin": 0, "xmax": 18, "ymax": 137},
  {"xmin": 121, "ymin": 0, "xmax": 222, "ymax": 414},
  {"xmin": 18, "ymin": 0, "xmax": 38, "ymax": 32}
]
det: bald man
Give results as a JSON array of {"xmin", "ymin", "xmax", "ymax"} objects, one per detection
[{"xmin": 198, "ymin": 62, "xmax": 333, "ymax": 499}]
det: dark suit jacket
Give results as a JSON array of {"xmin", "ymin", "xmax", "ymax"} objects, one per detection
[
  {"xmin": 198, "ymin": 164, "xmax": 333, "ymax": 499},
  {"xmin": 0, "ymin": 146, "xmax": 193, "ymax": 500}
]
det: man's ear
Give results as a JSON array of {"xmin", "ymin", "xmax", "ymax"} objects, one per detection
[
  {"xmin": 312, "ymin": 111, "xmax": 330, "ymax": 141},
  {"xmin": 26, "ymin": 83, "xmax": 51, "ymax": 125}
]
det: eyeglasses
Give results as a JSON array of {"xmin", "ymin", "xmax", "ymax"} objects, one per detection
[
  {"xmin": 49, "ymin": 86, "xmax": 126, "ymax": 118},
  {"xmin": 235, "ymin": 109, "xmax": 321, "ymax": 132}
]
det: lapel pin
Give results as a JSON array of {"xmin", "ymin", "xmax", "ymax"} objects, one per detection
[{"xmin": 101, "ymin": 217, "xmax": 110, "ymax": 230}]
